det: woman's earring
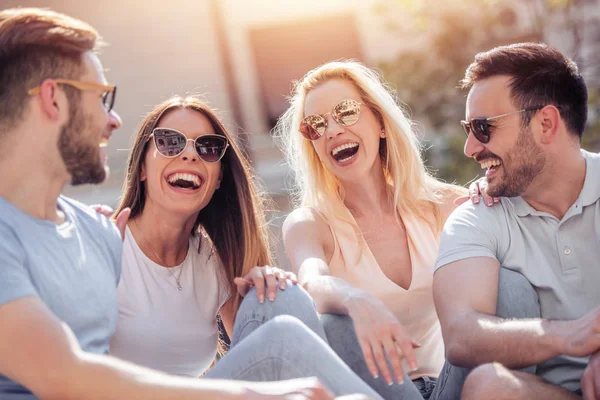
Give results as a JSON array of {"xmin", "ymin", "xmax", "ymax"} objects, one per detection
[{"xmin": 380, "ymin": 129, "xmax": 386, "ymax": 138}]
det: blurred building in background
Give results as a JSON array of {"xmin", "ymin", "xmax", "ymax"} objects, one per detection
[{"xmin": 3, "ymin": 0, "xmax": 599, "ymax": 266}]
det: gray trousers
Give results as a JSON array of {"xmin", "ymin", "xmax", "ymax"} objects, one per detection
[
  {"xmin": 205, "ymin": 282, "xmax": 383, "ymax": 399},
  {"xmin": 321, "ymin": 268, "xmax": 540, "ymax": 400}
]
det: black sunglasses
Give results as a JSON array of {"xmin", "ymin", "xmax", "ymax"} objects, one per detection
[
  {"xmin": 460, "ymin": 106, "xmax": 544, "ymax": 144},
  {"xmin": 149, "ymin": 128, "xmax": 229, "ymax": 163}
]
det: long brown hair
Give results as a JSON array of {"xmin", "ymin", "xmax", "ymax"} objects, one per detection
[{"xmin": 115, "ymin": 96, "xmax": 272, "ymax": 315}]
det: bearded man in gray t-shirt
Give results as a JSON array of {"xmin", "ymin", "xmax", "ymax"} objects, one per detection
[{"xmin": 433, "ymin": 43, "xmax": 599, "ymax": 400}]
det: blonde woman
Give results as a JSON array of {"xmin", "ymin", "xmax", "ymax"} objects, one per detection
[
  {"xmin": 107, "ymin": 95, "xmax": 382, "ymax": 399},
  {"xmin": 276, "ymin": 61, "xmax": 472, "ymax": 400}
]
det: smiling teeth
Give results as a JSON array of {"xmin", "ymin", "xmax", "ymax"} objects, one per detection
[
  {"xmin": 99, "ymin": 137, "xmax": 108, "ymax": 148},
  {"xmin": 480, "ymin": 159, "xmax": 502, "ymax": 170},
  {"xmin": 168, "ymin": 173, "xmax": 200, "ymax": 187},
  {"xmin": 332, "ymin": 143, "xmax": 358, "ymax": 156}
]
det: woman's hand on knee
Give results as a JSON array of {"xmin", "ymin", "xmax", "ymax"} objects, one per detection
[
  {"xmin": 234, "ymin": 266, "xmax": 298, "ymax": 303},
  {"xmin": 348, "ymin": 293, "xmax": 420, "ymax": 386}
]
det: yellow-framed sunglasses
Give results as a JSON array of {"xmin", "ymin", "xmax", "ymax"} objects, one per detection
[{"xmin": 28, "ymin": 79, "xmax": 117, "ymax": 112}]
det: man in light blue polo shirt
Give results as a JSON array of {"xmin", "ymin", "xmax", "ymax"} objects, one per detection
[{"xmin": 433, "ymin": 43, "xmax": 599, "ymax": 399}]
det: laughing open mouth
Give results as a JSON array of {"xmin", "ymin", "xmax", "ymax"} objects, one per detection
[
  {"xmin": 480, "ymin": 159, "xmax": 502, "ymax": 173},
  {"xmin": 331, "ymin": 142, "xmax": 359, "ymax": 163},
  {"xmin": 167, "ymin": 173, "xmax": 201, "ymax": 190}
]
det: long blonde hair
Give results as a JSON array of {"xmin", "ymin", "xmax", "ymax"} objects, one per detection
[
  {"xmin": 115, "ymin": 96, "xmax": 272, "ymax": 316},
  {"xmin": 274, "ymin": 60, "xmax": 463, "ymax": 233}
]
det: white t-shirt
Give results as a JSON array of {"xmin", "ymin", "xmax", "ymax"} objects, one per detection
[{"xmin": 110, "ymin": 226, "xmax": 230, "ymax": 377}]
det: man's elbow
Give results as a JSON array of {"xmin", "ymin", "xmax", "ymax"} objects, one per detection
[
  {"xmin": 34, "ymin": 357, "xmax": 87, "ymax": 400},
  {"xmin": 445, "ymin": 339, "xmax": 476, "ymax": 368},
  {"xmin": 443, "ymin": 326, "xmax": 480, "ymax": 368},
  {"xmin": 35, "ymin": 380, "xmax": 80, "ymax": 400}
]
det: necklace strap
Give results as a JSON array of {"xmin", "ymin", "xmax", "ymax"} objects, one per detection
[{"xmin": 133, "ymin": 219, "xmax": 186, "ymax": 291}]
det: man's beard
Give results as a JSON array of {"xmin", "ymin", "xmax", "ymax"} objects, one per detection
[
  {"xmin": 57, "ymin": 105, "xmax": 107, "ymax": 186},
  {"xmin": 486, "ymin": 126, "xmax": 546, "ymax": 198}
]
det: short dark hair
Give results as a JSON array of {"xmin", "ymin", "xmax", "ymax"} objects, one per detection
[
  {"xmin": 0, "ymin": 8, "xmax": 100, "ymax": 130},
  {"xmin": 461, "ymin": 42, "xmax": 588, "ymax": 138}
]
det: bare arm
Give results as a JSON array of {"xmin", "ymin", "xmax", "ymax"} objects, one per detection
[
  {"xmin": 282, "ymin": 208, "xmax": 370, "ymax": 315},
  {"xmin": 283, "ymin": 208, "xmax": 419, "ymax": 384},
  {"xmin": 0, "ymin": 297, "xmax": 331, "ymax": 400},
  {"xmin": 433, "ymin": 257, "xmax": 576, "ymax": 369}
]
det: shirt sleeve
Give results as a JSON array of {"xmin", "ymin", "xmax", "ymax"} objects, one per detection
[
  {"xmin": 0, "ymin": 222, "xmax": 38, "ymax": 305},
  {"xmin": 435, "ymin": 201, "xmax": 504, "ymax": 272}
]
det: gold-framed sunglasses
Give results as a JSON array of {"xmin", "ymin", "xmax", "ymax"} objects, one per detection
[
  {"xmin": 148, "ymin": 128, "xmax": 229, "ymax": 163},
  {"xmin": 28, "ymin": 79, "xmax": 117, "ymax": 112},
  {"xmin": 299, "ymin": 99, "xmax": 362, "ymax": 140}
]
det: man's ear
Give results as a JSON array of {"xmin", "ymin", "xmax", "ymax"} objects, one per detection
[
  {"xmin": 37, "ymin": 80, "xmax": 67, "ymax": 122},
  {"xmin": 537, "ymin": 105, "xmax": 561, "ymax": 145}
]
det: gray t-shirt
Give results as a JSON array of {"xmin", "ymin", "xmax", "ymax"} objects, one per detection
[
  {"xmin": 0, "ymin": 195, "xmax": 122, "ymax": 399},
  {"xmin": 435, "ymin": 150, "xmax": 600, "ymax": 392}
]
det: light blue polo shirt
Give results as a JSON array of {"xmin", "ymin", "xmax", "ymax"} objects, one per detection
[
  {"xmin": 435, "ymin": 150, "xmax": 600, "ymax": 392},
  {"xmin": 0, "ymin": 195, "xmax": 122, "ymax": 399}
]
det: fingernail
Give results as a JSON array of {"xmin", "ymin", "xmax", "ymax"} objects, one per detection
[
  {"xmin": 387, "ymin": 381, "xmax": 394, "ymax": 386},
  {"xmin": 486, "ymin": 201, "xmax": 493, "ymax": 206},
  {"xmin": 279, "ymin": 283, "xmax": 286, "ymax": 290},
  {"xmin": 494, "ymin": 198, "xmax": 500, "ymax": 203},
  {"xmin": 259, "ymin": 295, "xmax": 264, "ymax": 303},
  {"xmin": 372, "ymin": 373, "xmax": 379, "ymax": 379},
  {"xmin": 269, "ymin": 293, "xmax": 275, "ymax": 301},
  {"xmin": 474, "ymin": 197, "xmax": 480, "ymax": 204}
]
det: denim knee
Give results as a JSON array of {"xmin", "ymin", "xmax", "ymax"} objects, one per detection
[
  {"xmin": 238, "ymin": 281, "xmax": 316, "ymax": 317},
  {"xmin": 233, "ymin": 282, "xmax": 326, "ymax": 344},
  {"xmin": 497, "ymin": 268, "xmax": 540, "ymax": 319}
]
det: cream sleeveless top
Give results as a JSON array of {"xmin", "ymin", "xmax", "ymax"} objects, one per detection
[{"xmin": 317, "ymin": 206, "xmax": 444, "ymax": 379}]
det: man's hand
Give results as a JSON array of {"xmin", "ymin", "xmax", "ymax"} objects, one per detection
[
  {"xmin": 90, "ymin": 204, "xmax": 130, "ymax": 240},
  {"xmin": 565, "ymin": 306, "xmax": 600, "ymax": 359},
  {"xmin": 582, "ymin": 351, "xmax": 600, "ymax": 400}
]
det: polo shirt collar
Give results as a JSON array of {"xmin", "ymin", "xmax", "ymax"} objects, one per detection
[{"xmin": 507, "ymin": 149, "xmax": 600, "ymax": 217}]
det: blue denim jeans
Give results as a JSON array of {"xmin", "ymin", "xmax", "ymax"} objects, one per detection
[
  {"xmin": 205, "ymin": 282, "xmax": 382, "ymax": 399},
  {"xmin": 413, "ymin": 376, "xmax": 438, "ymax": 399}
]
